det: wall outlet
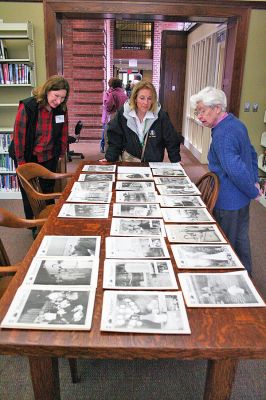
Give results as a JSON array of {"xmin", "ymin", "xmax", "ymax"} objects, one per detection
[{"xmin": 264, "ymin": 111, "xmax": 266, "ymax": 123}]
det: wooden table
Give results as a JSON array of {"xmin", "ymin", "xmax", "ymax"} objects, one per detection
[{"xmin": 0, "ymin": 161, "xmax": 265, "ymax": 400}]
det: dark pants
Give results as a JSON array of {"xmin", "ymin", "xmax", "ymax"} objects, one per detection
[
  {"xmin": 213, "ymin": 204, "xmax": 252, "ymax": 275},
  {"xmin": 100, "ymin": 124, "xmax": 106, "ymax": 152},
  {"xmin": 15, "ymin": 157, "xmax": 58, "ymax": 220}
]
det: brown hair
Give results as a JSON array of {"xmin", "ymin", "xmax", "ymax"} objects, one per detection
[
  {"xmin": 32, "ymin": 75, "xmax": 70, "ymax": 111},
  {"xmin": 129, "ymin": 81, "xmax": 157, "ymax": 113}
]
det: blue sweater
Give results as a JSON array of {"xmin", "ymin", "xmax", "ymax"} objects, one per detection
[{"xmin": 208, "ymin": 113, "xmax": 259, "ymax": 210}]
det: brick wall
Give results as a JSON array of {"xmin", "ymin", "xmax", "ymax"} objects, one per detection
[
  {"xmin": 62, "ymin": 20, "xmax": 105, "ymax": 141},
  {"xmin": 62, "ymin": 20, "xmax": 179, "ymax": 140}
]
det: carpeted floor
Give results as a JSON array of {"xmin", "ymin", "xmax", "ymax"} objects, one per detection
[{"xmin": 0, "ymin": 142, "xmax": 265, "ymax": 399}]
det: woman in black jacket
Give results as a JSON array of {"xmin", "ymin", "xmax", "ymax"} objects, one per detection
[{"xmin": 102, "ymin": 81, "xmax": 182, "ymax": 163}]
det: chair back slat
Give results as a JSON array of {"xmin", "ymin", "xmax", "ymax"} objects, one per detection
[{"xmin": 196, "ymin": 172, "xmax": 220, "ymax": 214}]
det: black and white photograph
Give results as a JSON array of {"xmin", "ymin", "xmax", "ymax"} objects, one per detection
[
  {"xmin": 101, "ymin": 291, "xmax": 191, "ymax": 334},
  {"xmin": 112, "ymin": 203, "xmax": 162, "ymax": 218},
  {"xmin": 178, "ymin": 271, "xmax": 265, "ymax": 307},
  {"xmin": 23, "ymin": 257, "xmax": 99, "ymax": 287},
  {"xmin": 36, "ymin": 236, "xmax": 101, "ymax": 258},
  {"xmin": 103, "ymin": 260, "xmax": 178, "ymax": 289},
  {"xmin": 66, "ymin": 191, "xmax": 112, "ymax": 203},
  {"xmin": 116, "ymin": 191, "xmax": 159, "ymax": 203},
  {"xmin": 161, "ymin": 207, "xmax": 215, "ymax": 223},
  {"xmin": 159, "ymin": 195, "xmax": 206, "ymax": 208},
  {"xmin": 1, "ymin": 286, "xmax": 96, "ymax": 330},
  {"xmin": 58, "ymin": 203, "xmax": 110, "ymax": 218},
  {"xmin": 156, "ymin": 183, "xmax": 201, "ymax": 196},
  {"xmin": 78, "ymin": 173, "xmax": 115, "ymax": 182},
  {"xmin": 117, "ymin": 173, "xmax": 153, "ymax": 181},
  {"xmin": 105, "ymin": 236, "xmax": 170, "ymax": 259},
  {"xmin": 110, "ymin": 218, "xmax": 166, "ymax": 236},
  {"xmin": 171, "ymin": 244, "xmax": 244, "ymax": 269},
  {"xmin": 152, "ymin": 168, "xmax": 187, "ymax": 177},
  {"xmin": 82, "ymin": 164, "xmax": 116, "ymax": 173},
  {"xmin": 71, "ymin": 181, "xmax": 113, "ymax": 192},
  {"xmin": 149, "ymin": 162, "xmax": 183, "ymax": 169},
  {"xmin": 165, "ymin": 224, "xmax": 226, "ymax": 243},
  {"xmin": 117, "ymin": 166, "xmax": 152, "ymax": 174},
  {"xmin": 116, "ymin": 181, "xmax": 156, "ymax": 191},
  {"xmin": 154, "ymin": 176, "xmax": 192, "ymax": 185}
]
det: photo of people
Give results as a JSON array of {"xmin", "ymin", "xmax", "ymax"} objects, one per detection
[
  {"xmin": 171, "ymin": 244, "xmax": 244, "ymax": 269},
  {"xmin": 179, "ymin": 271, "xmax": 265, "ymax": 307},
  {"xmin": 1, "ymin": 286, "xmax": 96, "ymax": 330},
  {"xmin": 101, "ymin": 291, "xmax": 191, "ymax": 334},
  {"xmin": 110, "ymin": 218, "xmax": 165, "ymax": 236}
]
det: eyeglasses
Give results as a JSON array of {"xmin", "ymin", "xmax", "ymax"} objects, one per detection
[
  {"xmin": 194, "ymin": 105, "xmax": 217, "ymax": 117},
  {"xmin": 194, "ymin": 108, "xmax": 209, "ymax": 117}
]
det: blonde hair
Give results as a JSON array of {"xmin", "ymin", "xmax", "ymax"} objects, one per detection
[
  {"xmin": 32, "ymin": 75, "xmax": 70, "ymax": 111},
  {"xmin": 129, "ymin": 81, "xmax": 158, "ymax": 113}
]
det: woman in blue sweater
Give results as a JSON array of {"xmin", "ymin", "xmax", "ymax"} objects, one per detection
[{"xmin": 190, "ymin": 86, "xmax": 262, "ymax": 275}]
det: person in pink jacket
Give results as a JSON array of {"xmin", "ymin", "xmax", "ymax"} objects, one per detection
[{"xmin": 100, "ymin": 78, "xmax": 127, "ymax": 152}]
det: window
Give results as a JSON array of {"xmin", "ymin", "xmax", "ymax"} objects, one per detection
[{"xmin": 115, "ymin": 21, "xmax": 153, "ymax": 50}]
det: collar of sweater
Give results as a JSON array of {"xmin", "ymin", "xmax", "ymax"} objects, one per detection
[{"xmin": 123, "ymin": 101, "xmax": 161, "ymax": 135}]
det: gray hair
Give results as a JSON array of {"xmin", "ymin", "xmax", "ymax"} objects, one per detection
[{"xmin": 190, "ymin": 86, "xmax": 227, "ymax": 111}]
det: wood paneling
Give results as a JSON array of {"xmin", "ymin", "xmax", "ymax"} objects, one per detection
[{"xmin": 43, "ymin": 0, "xmax": 251, "ymax": 117}]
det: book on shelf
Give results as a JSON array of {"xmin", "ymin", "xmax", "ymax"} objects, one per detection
[{"xmin": 0, "ymin": 40, "xmax": 4, "ymax": 59}]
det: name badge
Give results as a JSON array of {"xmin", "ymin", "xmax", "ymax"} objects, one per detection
[
  {"xmin": 149, "ymin": 130, "xmax": 156, "ymax": 138},
  {"xmin": 55, "ymin": 115, "xmax": 64, "ymax": 123}
]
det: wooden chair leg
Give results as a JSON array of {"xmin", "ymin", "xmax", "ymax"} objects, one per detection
[{"xmin": 68, "ymin": 358, "xmax": 80, "ymax": 383}]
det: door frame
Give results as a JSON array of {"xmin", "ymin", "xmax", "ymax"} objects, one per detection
[{"xmin": 43, "ymin": 0, "xmax": 251, "ymax": 116}]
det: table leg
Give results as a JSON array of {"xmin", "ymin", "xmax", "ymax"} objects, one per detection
[
  {"xmin": 28, "ymin": 356, "xmax": 61, "ymax": 400},
  {"xmin": 204, "ymin": 359, "xmax": 238, "ymax": 400}
]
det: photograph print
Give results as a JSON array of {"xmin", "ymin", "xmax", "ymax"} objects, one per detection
[
  {"xmin": 117, "ymin": 173, "xmax": 153, "ymax": 181},
  {"xmin": 58, "ymin": 203, "xmax": 109, "ymax": 218},
  {"xmin": 149, "ymin": 162, "xmax": 183, "ymax": 169},
  {"xmin": 178, "ymin": 271, "xmax": 265, "ymax": 307},
  {"xmin": 110, "ymin": 218, "xmax": 166, "ymax": 236},
  {"xmin": 36, "ymin": 236, "xmax": 101, "ymax": 258},
  {"xmin": 66, "ymin": 191, "xmax": 112, "ymax": 203},
  {"xmin": 112, "ymin": 203, "xmax": 162, "ymax": 218},
  {"xmin": 105, "ymin": 236, "xmax": 170, "ymax": 259},
  {"xmin": 23, "ymin": 257, "xmax": 99, "ymax": 287},
  {"xmin": 159, "ymin": 195, "xmax": 206, "ymax": 208},
  {"xmin": 152, "ymin": 168, "xmax": 187, "ymax": 177},
  {"xmin": 171, "ymin": 244, "xmax": 244, "ymax": 269},
  {"xmin": 82, "ymin": 164, "xmax": 116, "ymax": 173},
  {"xmin": 154, "ymin": 176, "xmax": 192, "ymax": 186},
  {"xmin": 101, "ymin": 291, "xmax": 191, "ymax": 334},
  {"xmin": 161, "ymin": 207, "xmax": 214, "ymax": 223},
  {"xmin": 103, "ymin": 259, "xmax": 178, "ymax": 289},
  {"xmin": 156, "ymin": 183, "xmax": 201, "ymax": 196},
  {"xmin": 116, "ymin": 191, "xmax": 158, "ymax": 203},
  {"xmin": 78, "ymin": 173, "xmax": 115, "ymax": 182},
  {"xmin": 115, "ymin": 181, "xmax": 156, "ymax": 191},
  {"xmin": 1, "ymin": 286, "xmax": 96, "ymax": 331},
  {"xmin": 165, "ymin": 224, "xmax": 226, "ymax": 243},
  {"xmin": 71, "ymin": 181, "xmax": 113, "ymax": 192}
]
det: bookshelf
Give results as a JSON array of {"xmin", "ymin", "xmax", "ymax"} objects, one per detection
[{"xmin": 0, "ymin": 21, "xmax": 36, "ymax": 199}]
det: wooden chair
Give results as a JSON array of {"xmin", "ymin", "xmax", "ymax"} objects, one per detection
[
  {"xmin": 0, "ymin": 208, "xmax": 46, "ymax": 298},
  {"xmin": 16, "ymin": 163, "xmax": 74, "ymax": 219},
  {"xmin": 195, "ymin": 172, "xmax": 220, "ymax": 214},
  {"xmin": 0, "ymin": 207, "xmax": 80, "ymax": 383}
]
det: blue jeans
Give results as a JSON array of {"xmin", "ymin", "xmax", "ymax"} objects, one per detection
[{"xmin": 213, "ymin": 204, "xmax": 252, "ymax": 275}]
